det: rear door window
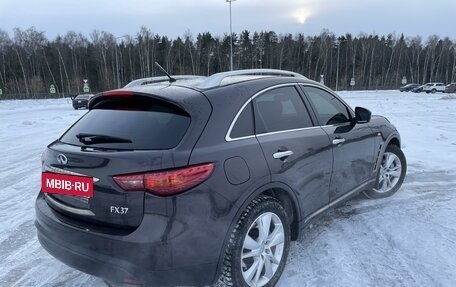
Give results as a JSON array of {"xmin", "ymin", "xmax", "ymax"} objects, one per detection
[
  {"xmin": 60, "ymin": 97, "xmax": 191, "ymax": 150},
  {"xmin": 252, "ymin": 86, "xmax": 313, "ymax": 134}
]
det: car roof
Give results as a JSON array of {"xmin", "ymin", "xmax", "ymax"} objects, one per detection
[
  {"xmin": 96, "ymin": 69, "xmax": 325, "ymax": 114},
  {"xmin": 122, "ymin": 69, "xmax": 312, "ymax": 92}
]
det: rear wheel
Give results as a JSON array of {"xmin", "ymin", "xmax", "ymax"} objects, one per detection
[
  {"xmin": 365, "ymin": 145, "xmax": 406, "ymax": 199},
  {"xmin": 217, "ymin": 196, "xmax": 290, "ymax": 287}
]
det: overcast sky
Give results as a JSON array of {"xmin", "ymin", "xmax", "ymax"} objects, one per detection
[{"xmin": 1, "ymin": 0, "xmax": 455, "ymax": 40}]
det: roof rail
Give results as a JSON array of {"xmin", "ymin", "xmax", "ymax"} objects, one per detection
[
  {"xmin": 124, "ymin": 75, "xmax": 205, "ymax": 88},
  {"xmin": 197, "ymin": 69, "xmax": 306, "ymax": 89}
]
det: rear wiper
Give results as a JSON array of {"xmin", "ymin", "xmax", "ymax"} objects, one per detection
[{"xmin": 76, "ymin": 133, "xmax": 132, "ymax": 145}]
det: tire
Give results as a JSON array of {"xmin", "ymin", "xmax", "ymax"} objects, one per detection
[
  {"xmin": 364, "ymin": 145, "xmax": 407, "ymax": 199},
  {"xmin": 431, "ymin": 89, "xmax": 436, "ymax": 93},
  {"xmin": 217, "ymin": 196, "xmax": 291, "ymax": 287}
]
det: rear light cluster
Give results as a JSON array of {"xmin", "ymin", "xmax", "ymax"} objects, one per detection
[{"xmin": 113, "ymin": 163, "xmax": 214, "ymax": 196}]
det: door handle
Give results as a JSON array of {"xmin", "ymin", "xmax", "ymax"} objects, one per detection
[
  {"xmin": 332, "ymin": 138, "xmax": 346, "ymax": 145},
  {"xmin": 273, "ymin": 150, "xmax": 294, "ymax": 159}
]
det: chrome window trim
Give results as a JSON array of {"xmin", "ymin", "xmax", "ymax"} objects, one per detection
[
  {"xmin": 225, "ymin": 82, "xmax": 357, "ymax": 142},
  {"xmin": 226, "ymin": 83, "xmax": 306, "ymax": 142},
  {"xmin": 320, "ymin": 122, "xmax": 353, "ymax": 129},
  {"xmin": 256, "ymin": 126, "xmax": 322, "ymax": 138}
]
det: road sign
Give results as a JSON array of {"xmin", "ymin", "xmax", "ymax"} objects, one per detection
[
  {"xmin": 402, "ymin": 76, "xmax": 407, "ymax": 85},
  {"xmin": 350, "ymin": 77, "xmax": 355, "ymax": 86},
  {"xmin": 83, "ymin": 79, "xmax": 90, "ymax": 93},
  {"xmin": 50, "ymin": 84, "xmax": 56, "ymax": 94}
]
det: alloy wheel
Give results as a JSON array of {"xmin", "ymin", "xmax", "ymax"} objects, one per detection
[
  {"xmin": 375, "ymin": 152, "xmax": 402, "ymax": 193},
  {"xmin": 241, "ymin": 212, "xmax": 285, "ymax": 287}
]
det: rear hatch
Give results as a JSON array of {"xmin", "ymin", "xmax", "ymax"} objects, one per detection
[{"xmin": 42, "ymin": 88, "xmax": 211, "ymax": 229}]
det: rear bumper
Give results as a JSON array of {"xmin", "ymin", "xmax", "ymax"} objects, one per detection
[{"xmin": 35, "ymin": 192, "xmax": 224, "ymax": 286}]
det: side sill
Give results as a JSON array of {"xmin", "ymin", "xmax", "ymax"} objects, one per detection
[{"xmin": 302, "ymin": 179, "xmax": 375, "ymax": 225}]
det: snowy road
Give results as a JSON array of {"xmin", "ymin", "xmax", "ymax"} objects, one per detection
[{"xmin": 0, "ymin": 91, "xmax": 455, "ymax": 286}]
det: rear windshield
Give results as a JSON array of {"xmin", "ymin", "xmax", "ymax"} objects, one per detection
[{"xmin": 60, "ymin": 97, "xmax": 191, "ymax": 150}]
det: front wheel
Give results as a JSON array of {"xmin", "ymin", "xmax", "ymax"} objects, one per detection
[
  {"xmin": 217, "ymin": 196, "xmax": 290, "ymax": 287},
  {"xmin": 365, "ymin": 145, "xmax": 407, "ymax": 199}
]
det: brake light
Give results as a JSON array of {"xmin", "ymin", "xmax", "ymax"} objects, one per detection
[
  {"xmin": 102, "ymin": 89, "xmax": 134, "ymax": 97},
  {"xmin": 113, "ymin": 163, "xmax": 214, "ymax": 196}
]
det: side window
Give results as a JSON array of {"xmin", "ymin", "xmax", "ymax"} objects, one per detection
[
  {"xmin": 230, "ymin": 102, "xmax": 254, "ymax": 139},
  {"xmin": 303, "ymin": 86, "xmax": 351, "ymax": 126},
  {"xmin": 253, "ymin": 86, "xmax": 313, "ymax": 134}
]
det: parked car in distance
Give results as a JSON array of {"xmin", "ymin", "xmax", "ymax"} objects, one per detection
[
  {"xmin": 71, "ymin": 94, "xmax": 94, "ymax": 109},
  {"xmin": 36, "ymin": 69, "xmax": 407, "ymax": 287},
  {"xmin": 445, "ymin": 82, "xmax": 456, "ymax": 93},
  {"xmin": 411, "ymin": 85, "xmax": 425, "ymax": 93},
  {"xmin": 423, "ymin": 82, "xmax": 445, "ymax": 93},
  {"xmin": 399, "ymin": 83, "xmax": 420, "ymax": 92}
]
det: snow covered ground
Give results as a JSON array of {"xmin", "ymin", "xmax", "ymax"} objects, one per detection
[{"xmin": 0, "ymin": 91, "xmax": 455, "ymax": 287}]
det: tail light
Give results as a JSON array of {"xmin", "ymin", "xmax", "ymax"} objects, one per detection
[{"xmin": 113, "ymin": 163, "xmax": 214, "ymax": 196}]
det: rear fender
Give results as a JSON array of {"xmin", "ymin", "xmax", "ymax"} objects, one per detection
[{"xmin": 214, "ymin": 181, "xmax": 301, "ymax": 281}]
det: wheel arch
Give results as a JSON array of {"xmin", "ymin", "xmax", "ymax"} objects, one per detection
[
  {"xmin": 261, "ymin": 186, "xmax": 300, "ymax": 241},
  {"xmin": 388, "ymin": 136, "xmax": 401, "ymax": 148},
  {"xmin": 234, "ymin": 182, "xmax": 301, "ymax": 240},
  {"xmin": 374, "ymin": 132, "xmax": 401, "ymax": 173},
  {"xmin": 214, "ymin": 182, "xmax": 301, "ymax": 284}
]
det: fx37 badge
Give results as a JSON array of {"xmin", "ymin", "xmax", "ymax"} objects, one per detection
[{"xmin": 110, "ymin": 206, "xmax": 129, "ymax": 215}]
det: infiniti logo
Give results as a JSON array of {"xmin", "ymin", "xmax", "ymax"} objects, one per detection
[{"xmin": 57, "ymin": 154, "xmax": 68, "ymax": 165}]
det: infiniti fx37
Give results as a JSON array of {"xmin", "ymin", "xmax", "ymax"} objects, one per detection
[{"xmin": 36, "ymin": 69, "xmax": 406, "ymax": 287}]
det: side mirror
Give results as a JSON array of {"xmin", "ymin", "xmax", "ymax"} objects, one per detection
[{"xmin": 355, "ymin": 107, "xmax": 371, "ymax": 123}]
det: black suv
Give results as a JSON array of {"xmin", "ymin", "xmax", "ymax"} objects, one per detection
[
  {"xmin": 399, "ymin": 83, "xmax": 420, "ymax": 92},
  {"xmin": 36, "ymin": 69, "xmax": 406, "ymax": 287},
  {"xmin": 72, "ymin": 94, "xmax": 94, "ymax": 109}
]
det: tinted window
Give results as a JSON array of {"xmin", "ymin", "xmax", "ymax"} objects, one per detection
[
  {"xmin": 303, "ymin": 86, "xmax": 351, "ymax": 125},
  {"xmin": 230, "ymin": 102, "xmax": 254, "ymax": 139},
  {"xmin": 253, "ymin": 86, "xmax": 313, "ymax": 134},
  {"xmin": 60, "ymin": 97, "xmax": 190, "ymax": 150}
]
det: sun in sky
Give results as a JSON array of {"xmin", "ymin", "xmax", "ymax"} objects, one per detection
[{"xmin": 292, "ymin": 8, "xmax": 312, "ymax": 24}]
